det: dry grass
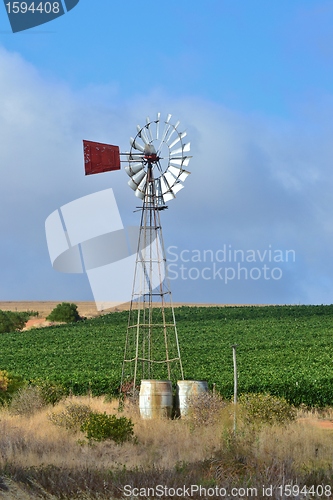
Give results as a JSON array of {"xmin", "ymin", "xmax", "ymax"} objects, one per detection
[
  {"xmin": 0, "ymin": 396, "xmax": 226, "ymax": 471},
  {"xmin": 1, "ymin": 396, "xmax": 333, "ymax": 498},
  {"xmin": 255, "ymin": 419, "xmax": 333, "ymax": 473}
]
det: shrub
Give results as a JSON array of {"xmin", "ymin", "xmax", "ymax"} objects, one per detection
[
  {"xmin": 35, "ymin": 380, "xmax": 67, "ymax": 406},
  {"xmin": 81, "ymin": 412, "xmax": 134, "ymax": 443},
  {"xmin": 49, "ymin": 402, "xmax": 93, "ymax": 432},
  {"xmin": 185, "ymin": 391, "xmax": 226, "ymax": 426},
  {"xmin": 46, "ymin": 302, "xmax": 83, "ymax": 323},
  {"xmin": 0, "ymin": 370, "xmax": 9, "ymax": 392},
  {"xmin": 0, "ymin": 370, "xmax": 26, "ymax": 405},
  {"xmin": 26, "ymin": 310, "xmax": 39, "ymax": 317},
  {"xmin": 239, "ymin": 392, "xmax": 297, "ymax": 426},
  {"xmin": 0, "ymin": 310, "xmax": 29, "ymax": 333},
  {"xmin": 9, "ymin": 386, "xmax": 45, "ymax": 416}
]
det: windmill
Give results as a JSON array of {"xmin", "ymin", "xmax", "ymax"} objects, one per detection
[
  {"xmin": 121, "ymin": 113, "xmax": 191, "ymax": 395},
  {"xmin": 83, "ymin": 113, "xmax": 191, "ymax": 395}
]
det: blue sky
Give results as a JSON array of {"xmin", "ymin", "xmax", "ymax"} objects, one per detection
[{"xmin": 1, "ymin": 0, "xmax": 333, "ymax": 305}]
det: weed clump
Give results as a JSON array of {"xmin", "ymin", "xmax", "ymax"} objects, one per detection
[
  {"xmin": 239, "ymin": 392, "xmax": 297, "ymax": 426},
  {"xmin": 49, "ymin": 402, "xmax": 135, "ymax": 444},
  {"xmin": 81, "ymin": 412, "xmax": 134, "ymax": 443},
  {"xmin": 49, "ymin": 402, "xmax": 93, "ymax": 432},
  {"xmin": 9, "ymin": 386, "xmax": 45, "ymax": 416},
  {"xmin": 186, "ymin": 391, "xmax": 226, "ymax": 426},
  {"xmin": 0, "ymin": 370, "xmax": 26, "ymax": 406},
  {"xmin": 0, "ymin": 370, "xmax": 9, "ymax": 392},
  {"xmin": 36, "ymin": 380, "xmax": 67, "ymax": 406}
]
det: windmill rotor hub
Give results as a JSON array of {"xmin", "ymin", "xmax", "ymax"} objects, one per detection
[{"xmin": 144, "ymin": 152, "xmax": 160, "ymax": 164}]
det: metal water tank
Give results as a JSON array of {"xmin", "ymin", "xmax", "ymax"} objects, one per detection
[
  {"xmin": 176, "ymin": 380, "xmax": 209, "ymax": 417},
  {"xmin": 139, "ymin": 380, "xmax": 173, "ymax": 419}
]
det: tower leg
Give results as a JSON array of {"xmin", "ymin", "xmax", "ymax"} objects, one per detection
[{"xmin": 121, "ymin": 178, "xmax": 183, "ymax": 397}]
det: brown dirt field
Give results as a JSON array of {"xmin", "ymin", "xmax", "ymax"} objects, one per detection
[
  {"xmin": 0, "ymin": 301, "xmax": 229, "ymax": 320},
  {"xmin": 0, "ymin": 301, "xmax": 102, "ymax": 319}
]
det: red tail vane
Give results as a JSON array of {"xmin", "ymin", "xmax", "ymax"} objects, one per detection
[{"xmin": 83, "ymin": 140, "xmax": 121, "ymax": 175}]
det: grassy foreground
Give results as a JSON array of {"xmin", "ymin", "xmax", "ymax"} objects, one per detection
[{"xmin": 1, "ymin": 394, "xmax": 333, "ymax": 499}]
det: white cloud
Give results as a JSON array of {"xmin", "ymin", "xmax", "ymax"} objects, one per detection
[{"xmin": 0, "ymin": 46, "xmax": 333, "ymax": 304}]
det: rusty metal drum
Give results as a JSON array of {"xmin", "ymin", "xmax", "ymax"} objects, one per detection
[
  {"xmin": 139, "ymin": 380, "xmax": 173, "ymax": 419},
  {"xmin": 176, "ymin": 380, "xmax": 209, "ymax": 417}
]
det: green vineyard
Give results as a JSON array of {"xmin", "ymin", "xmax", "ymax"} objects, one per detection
[{"xmin": 1, "ymin": 305, "xmax": 333, "ymax": 406}]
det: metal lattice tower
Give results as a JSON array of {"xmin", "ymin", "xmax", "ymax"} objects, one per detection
[{"xmin": 120, "ymin": 113, "xmax": 191, "ymax": 394}]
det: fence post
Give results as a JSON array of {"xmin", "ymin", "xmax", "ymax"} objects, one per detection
[{"xmin": 232, "ymin": 344, "xmax": 238, "ymax": 434}]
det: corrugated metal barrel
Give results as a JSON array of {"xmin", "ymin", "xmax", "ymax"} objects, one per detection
[
  {"xmin": 139, "ymin": 380, "xmax": 173, "ymax": 419},
  {"xmin": 176, "ymin": 380, "xmax": 209, "ymax": 417}
]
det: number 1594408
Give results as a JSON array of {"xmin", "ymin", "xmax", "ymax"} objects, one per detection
[{"xmin": 5, "ymin": 2, "xmax": 60, "ymax": 14}]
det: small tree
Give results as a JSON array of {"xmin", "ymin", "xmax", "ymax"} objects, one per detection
[
  {"xmin": 46, "ymin": 302, "xmax": 83, "ymax": 323},
  {"xmin": 0, "ymin": 310, "xmax": 29, "ymax": 333}
]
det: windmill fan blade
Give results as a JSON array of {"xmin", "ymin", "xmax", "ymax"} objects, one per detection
[
  {"xmin": 169, "ymin": 156, "xmax": 191, "ymax": 166},
  {"xmin": 169, "ymin": 131, "xmax": 187, "ymax": 149},
  {"xmin": 164, "ymin": 170, "xmax": 177, "ymax": 187},
  {"xmin": 163, "ymin": 191, "xmax": 175, "ymax": 202},
  {"xmin": 124, "ymin": 163, "xmax": 144, "ymax": 177},
  {"xmin": 170, "ymin": 143, "xmax": 190, "ymax": 156},
  {"xmin": 166, "ymin": 121, "xmax": 180, "ymax": 144},
  {"xmin": 169, "ymin": 145, "xmax": 184, "ymax": 156},
  {"xmin": 166, "ymin": 114, "xmax": 172, "ymax": 123},
  {"xmin": 172, "ymin": 183, "xmax": 184, "ymax": 194},
  {"xmin": 135, "ymin": 189, "xmax": 145, "ymax": 200},
  {"xmin": 169, "ymin": 158, "xmax": 183, "ymax": 167},
  {"xmin": 168, "ymin": 165, "xmax": 182, "ymax": 178},
  {"xmin": 160, "ymin": 175, "xmax": 169, "ymax": 194},
  {"xmin": 146, "ymin": 123, "xmax": 154, "ymax": 142},
  {"xmin": 130, "ymin": 137, "xmax": 145, "ymax": 152},
  {"xmin": 159, "ymin": 122, "xmax": 171, "ymax": 148},
  {"xmin": 168, "ymin": 165, "xmax": 190, "ymax": 182},
  {"xmin": 135, "ymin": 177, "xmax": 147, "ymax": 199},
  {"xmin": 156, "ymin": 112, "xmax": 160, "ymax": 139},
  {"xmin": 138, "ymin": 175, "xmax": 147, "ymax": 190},
  {"xmin": 132, "ymin": 170, "xmax": 146, "ymax": 185},
  {"xmin": 137, "ymin": 125, "xmax": 150, "ymax": 145},
  {"xmin": 168, "ymin": 165, "xmax": 181, "ymax": 177},
  {"xmin": 128, "ymin": 178, "xmax": 138, "ymax": 191},
  {"xmin": 179, "ymin": 170, "xmax": 190, "ymax": 182},
  {"xmin": 128, "ymin": 170, "xmax": 146, "ymax": 190}
]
